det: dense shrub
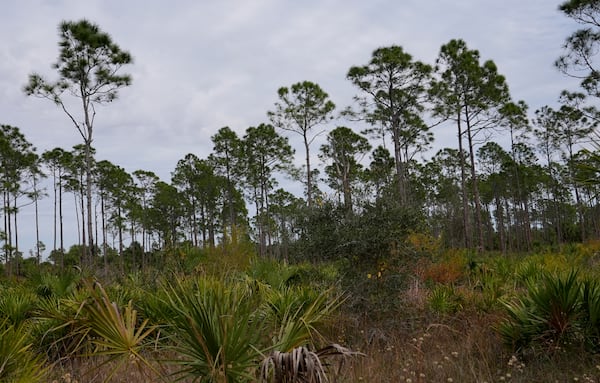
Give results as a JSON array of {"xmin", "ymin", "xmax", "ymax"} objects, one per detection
[{"xmin": 498, "ymin": 270, "xmax": 600, "ymax": 354}]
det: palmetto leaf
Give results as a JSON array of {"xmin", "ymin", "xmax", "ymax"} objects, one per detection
[
  {"xmin": 498, "ymin": 269, "xmax": 591, "ymax": 352},
  {"xmin": 0, "ymin": 320, "xmax": 47, "ymax": 383},
  {"xmin": 260, "ymin": 344, "xmax": 363, "ymax": 383},
  {"xmin": 164, "ymin": 276, "xmax": 265, "ymax": 382},
  {"xmin": 267, "ymin": 287, "xmax": 343, "ymax": 353},
  {"xmin": 0, "ymin": 287, "xmax": 38, "ymax": 327},
  {"xmin": 81, "ymin": 281, "xmax": 160, "ymax": 382}
]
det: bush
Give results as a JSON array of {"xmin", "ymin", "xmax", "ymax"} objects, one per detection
[
  {"xmin": 0, "ymin": 320, "xmax": 46, "ymax": 382},
  {"xmin": 428, "ymin": 284, "xmax": 463, "ymax": 315},
  {"xmin": 497, "ymin": 269, "xmax": 600, "ymax": 354}
]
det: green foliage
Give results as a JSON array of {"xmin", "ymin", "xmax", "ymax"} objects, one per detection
[
  {"xmin": 79, "ymin": 281, "xmax": 158, "ymax": 382},
  {"xmin": 268, "ymin": 80, "xmax": 336, "ymax": 206},
  {"xmin": 28, "ymin": 270, "xmax": 80, "ymax": 299},
  {"xmin": 498, "ymin": 270, "xmax": 597, "ymax": 354},
  {"xmin": 0, "ymin": 286, "xmax": 37, "ymax": 327},
  {"xmin": 264, "ymin": 287, "xmax": 342, "ymax": 352},
  {"xmin": 164, "ymin": 277, "xmax": 265, "ymax": 382},
  {"xmin": 427, "ymin": 285, "xmax": 462, "ymax": 315},
  {"xmin": 557, "ymin": 0, "xmax": 600, "ymax": 97},
  {"xmin": 0, "ymin": 320, "xmax": 46, "ymax": 383},
  {"xmin": 580, "ymin": 278, "xmax": 600, "ymax": 350},
  {"xmin": 293, "ymin": 198, "xmax": 425, "ymax": 263},
  {"xmin": 248, "ymin": 259, "xmax": 339, "ymax": 290}
]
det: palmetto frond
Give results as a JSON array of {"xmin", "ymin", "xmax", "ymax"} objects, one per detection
[{"xmin": 260, "ymin": 344, "xmax": 363, "ymax": 383}]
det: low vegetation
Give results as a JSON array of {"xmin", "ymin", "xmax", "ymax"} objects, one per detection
[{"xmin": 3, "ymin": 239, "xmax": 600, "ymax": 382}]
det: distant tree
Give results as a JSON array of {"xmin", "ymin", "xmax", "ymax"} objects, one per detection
[
  {"xmin": 172, "ymin": 154, "xmax": 203, "ymax": 247},
  {"xmin": 194, "ymin": 159, "xmax": 227, "ymax": 249},
  {"xmin": 132, "ymin": 169, "xmax": 159, "ymax": 269},
  {"xmin": 431, "ymin": 39, "xmax": 510, "ymax": 250},
  {"xmin": 42, "ymin": 148, "xmax": 72, "ymax": 269},
  {"xmin": 268, "ymin": 81, "xmax": 335, "ymax": 207},
  {"xmin": 418, "ymin": 148, "xmax": 465, "ymax": 247},
  {"xmin": 210, "ymin": 127, "xmax": 244, "ymax": 232},
  {"xmin": 25, "ymin": 19, "xmax": 133, "ymax": 266},
  {"xmin": 319, "ymin": 126, "xmax": 371, "ymax": 211},
  {"xmin": 63, "ymin": 145, "xmax": 94, "ymax": 260},
  {"xmin": 534, "ymin": 93, "xmax": 597, "ymax": 241},
  {"xmin": 269, "ymin": 188, "xmax": 304, "ymax": 261},
  {"xmin": 95, "ymin": 160, "xmax": 134, "ymax": 273},
  {"xmin": 148, "ymin": 181, "xmax": 183, "ymax": 249},
  {"xmin": 364, "ymin": 146, "xmax": 395, "ymax": 200},
  {"xmin": 557, "ymin": 0, "xmax": 600, "ymax": 98},
  {"xmin": 172, "ymin": 154, "xmax": 226, "ymax": 249},
  {"xmin": 242, "ymin": 123, "xmax": 293, "ymax": 256},
  {"xmin": 0, "ymin": 125, "xmax": 37, "ymax": 275},
  {"xmin": 26, "ymin": 153, "xmax": 46, "ymax": 264},
  {"xmin": 347, "ymin": 45, "xmax": 433, "ymax": 205}
]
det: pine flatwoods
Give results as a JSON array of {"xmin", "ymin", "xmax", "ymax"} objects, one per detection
[{"xmin": 4, "ymin": 1, "xmax": 600, "ymax": 381}]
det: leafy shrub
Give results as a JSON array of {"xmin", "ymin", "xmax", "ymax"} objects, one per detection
[
  {"xmin": 498, "ymin": 270, "xmax": 598, "ymax": 354},
  {"xmin": 580, "ymin": 278, "xmax": 600, "ymax": 351},
  {"xmin": 164, "ymin": 277, "xmax": 265, "ymax": 382},
  {"xmin": 428, "ymin": 285, "xmax": 463, "ymax": 315},
  {"xmin": 0, "ymin": 287, "xmax": 38, "ymax": 327},
  {"xmin": 0, "ymin": 320, "xmax": 46, "ymax": 382}
]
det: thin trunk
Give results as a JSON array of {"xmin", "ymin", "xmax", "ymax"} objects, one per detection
[
  {"xmin": 392, "ymin": 129, "xmax": 407, "ymax": 205},
  {"xmin": 208, "ymin": 210, "xmax": 215, "ymax": 249},
  {"xmin": 74, "ymin": 193, "xmax": 81, "ymax": 246},
  {"xmin": 504, "ymin": 198, "xmax": 514, "ymax": 252},
  {"xmin": 7, "ymin": 192, "xmax": 13, "ymax": 275},
  {"xmin": 200, "ymin": 204, "xmax": 207, "ymax": 249},
  {"xmin": 264, "ymin": 178, "xmax": 272, "ymax": 257},
  {"xmin": 95, "ymin": 202, "xmax": 99, "ymax": 255},
  {"xmin": 130, "ymin": 224, "xmax": 136, "ymax": 271},
  {"xmin": 34, "ymin": 176, "xmax": 41, "ymax": 264},
  {"xmin": 118, "ymin": 204, "xmax": 123, "ymax": 275},
  {"xmin": 457, "ymin": 113, "xmax": 471, "ymax": 248},
  {"xmin": 52, "ymin": 167, "xmax": 57, "ymax": 252},
  {"xmin": 192, "ymin": 198, "xmax": 198, "ymax": 247},
  {"xmin": 224, "ymin": 148, "xmax": 236, "ymax": 232},
  {"xmin": 3, "ymin": 191, "xmax": 8, "ymax": 276},
  {"xmin": 255, "ymin": 187, "xmax": 265, "ymax": 256},
  {"xmin": 13, "ymin": 195, "xmax": 18, "ymax": 255},
  {"xmin": 13, "ymin": 196, "xmax": 18, "ymax": 276},
  {"xmin": 495, "ymin": 193, "xmax": 506, "ymax": 254},
  {"xmin": 82, "ymin": 91, "xmax": 95, "ymax": 266},
  {"xmin": 522, "ymin": 197, "xmax": 533, "ymax": 251},
  {"xmin": 102, "ymin": 193, "xmax": 107, "ymax": 274},
  {"xmin": 464, "ymin": 107, "xmax": 484, "ymax": 251},
  {"xmin": 79, "ymin": 182, "xmax": 86, "ymax": 264},
  {"xmin": 59, "ymin": 173, "xmax": 64, "ymax": 269},
  {"xmin": 304, "ymin": 130, "xmax": 312, "ymax": 207}
]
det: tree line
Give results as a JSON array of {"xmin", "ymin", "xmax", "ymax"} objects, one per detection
[{"xmin": 2, "ymin": 0, "xmax": 600, "ymax": 275}]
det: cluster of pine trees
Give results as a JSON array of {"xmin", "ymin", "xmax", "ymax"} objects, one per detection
[{"xmin": 2, "ymin": 1, "xmax": 600, "ymax": 275}]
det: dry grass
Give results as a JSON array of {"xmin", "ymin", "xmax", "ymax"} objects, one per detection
[
  {"xmin": 330, "ymin": 295, "xmax": 600, "ymax": 383},
  {"xmin": 46, "ymin": 353, "xmax": 187, "ymax": 383},
  {"xmin": 40, "ymin": 257, "xmax": 600, "ymax": 383},
  {"xmin": 45, "ymin": 311, "xmax": 600, "ymax": 383}
]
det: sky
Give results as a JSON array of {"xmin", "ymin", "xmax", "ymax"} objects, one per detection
[{"xmin": 0, "ymin": 0, "xmax": 586, "ymax": 256}]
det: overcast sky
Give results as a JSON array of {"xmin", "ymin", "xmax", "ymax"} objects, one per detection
[{"xmin": 0, "ymin": 0, "xmax": 585, "ymax": 255}]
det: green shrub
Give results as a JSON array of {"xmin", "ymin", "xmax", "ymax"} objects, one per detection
[
  {"xmin": 498, "ymin": 270, "xmax": 598, "ymax": 354},
  {"xmin": 428, "ymin": 285, "xmax": 462, "ymax": 315},
  {"xmin": 164, "ymin": 277, "xmax": 265, "ymax": 382},
  {"xmin": 0, "ymin": 320, "xmax": 46, "ymax": 382},
  {"xmin": 580, "ymin": 278, "xmax": 600, "ymax": 351},
  {"xmin": 0, "ymin": 287, "xmax": 38, "ymax": 327}
]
